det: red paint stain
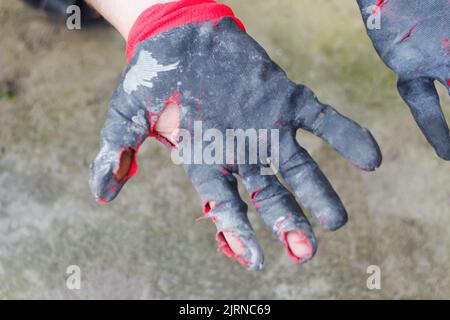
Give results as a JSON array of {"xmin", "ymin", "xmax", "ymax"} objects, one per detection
[
  {"xmin": 113, "ymin": 146, "xmax": 139, "ymax": 182},
  {"xmin": 97, "ymin": 197, "xmax": 110, "ymax": 204}
]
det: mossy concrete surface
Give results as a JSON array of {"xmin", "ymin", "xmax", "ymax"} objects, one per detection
[{"xmin": 0, "ymin": 0, "xmax": 449, "ymax": 299}]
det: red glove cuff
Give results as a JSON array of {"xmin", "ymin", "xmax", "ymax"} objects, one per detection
[{"xmin": 126, "ymin": 0, "xmax": 246, "ymax": 62}]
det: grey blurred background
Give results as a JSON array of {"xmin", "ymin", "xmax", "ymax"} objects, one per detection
[{"xmin": 1, "ymin": 0, "xmax": 449, "ymax": 299}]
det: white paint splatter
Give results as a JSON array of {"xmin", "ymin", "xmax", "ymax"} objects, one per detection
[
  {"xmin": 123, "ymin": 51, "xmax": 179, "ymax": 94},
  {"xmin": 130, "ymin": 109, "xmax": 148, "ymax": 135}
]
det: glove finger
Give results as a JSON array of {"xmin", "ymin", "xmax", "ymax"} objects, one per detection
[
  {"xmin": 397, "ymin": 77, "xmax": 450, "ymax": 160},
  {"xmin": 186, "ymin": 164, "xmax": 264, "ymax": 270},
  {"xmin": 239, "ymin": 165, "xmax": 317, "ymax": 265},
  {"xmin": 293, "ymin": 85, "xmax": 382, "ymax": 171},
  {"xmin": 90, "ymin": 93, "xmax": 150, "ymax": 203},
  {"xmin": 279, "ymin": 134, "xmax": 348, "ymax": 231}
]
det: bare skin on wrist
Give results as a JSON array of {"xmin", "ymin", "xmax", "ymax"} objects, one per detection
[{"xmin": 87, "ymin": 0, "xmax": 313, "ymax": 264}]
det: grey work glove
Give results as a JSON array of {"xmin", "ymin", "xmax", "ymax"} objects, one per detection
[
  {"xmin": 358, "ymin": 0, "xmax": 450, "ymax": 159},
  {"xmin": 90, "ymin": 0, "xmax": 382, "ymax": 270}
]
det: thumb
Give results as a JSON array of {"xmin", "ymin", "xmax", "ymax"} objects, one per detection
[{"xmin": 90, "ymin": 91, "xmax": 150, "ymax": 203}]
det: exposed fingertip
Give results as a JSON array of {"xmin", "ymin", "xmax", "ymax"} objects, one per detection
[
  {"xmin": 216, "ymin": 232, "xmax": 263, "ymax": 270},
  {"xmin": 281, "ymin": 230, "xmax": 317, "ymax": 265},
  {"xmin": 223, "ymin": 231, "xmax": 245, "ymax": 256}
]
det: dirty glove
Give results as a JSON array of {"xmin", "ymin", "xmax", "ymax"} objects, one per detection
[
  {"xmin": 358, "ymin": 0, "xmax": 450, "ymax": 159},
  {"xmin": 90, "ymin": 0, "xmax": 382, "ymax": 270}
]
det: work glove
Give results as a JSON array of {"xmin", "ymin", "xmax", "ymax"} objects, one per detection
[
  {"xmin": 358, "ymin": 0, "xmax": 450, "ymax": 159},
  {"xmin": 90, "ymin": 0, "xmax": 382, "ymax": 270}
]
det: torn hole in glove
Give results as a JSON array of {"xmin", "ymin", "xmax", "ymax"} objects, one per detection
[
  {"xmin": 112, "ymin": 98, "xmax": 181, "ymax": 181},
  {"xmin": 151, "ymin": 100, "xmax": 180, "ymax": 147},
  {"xmin": 199, "ymin": 202, "xmax": 248, "ymax": 261},
  {"xmin": 113, "ymin": 148, "xmax": 138, "ymax": 182},
  {"xmin": 216, "ymin": 231, "xmax": 249, "ymax": 267},
  {"xmin": 281, "ymin": 230, "xmax": 314, "ymax": 264}
]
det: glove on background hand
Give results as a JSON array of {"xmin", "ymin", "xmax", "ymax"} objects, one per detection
[
  {"xmin": 90, "ymin": 0, "xmax": 381, "ymax": 270},
  {"xmin": 358, "ymin": 0, "xmax": 450, "ymax": 159}
]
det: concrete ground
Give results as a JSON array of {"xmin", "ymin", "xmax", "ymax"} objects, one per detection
[{"xmin": 1, "ymin": 0, "xmax": 449, "ymax": 299}]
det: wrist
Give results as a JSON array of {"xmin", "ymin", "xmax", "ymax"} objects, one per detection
[{"xmin": 125, "ymin": 0, "xmax": 245, "ymax": 62}]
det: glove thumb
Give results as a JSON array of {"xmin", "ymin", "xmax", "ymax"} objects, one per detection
[{"xmin": 90, "ymin": 93, "xmax": 150, "ymax": 203}]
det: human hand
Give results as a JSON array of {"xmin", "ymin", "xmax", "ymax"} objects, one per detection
[
  {"xmin": 90, "ymin": 0, "xmax": 381, "ymax": 270},
  {"xmin": 358, "ymin": 0, "xmax": 450, "ymax": 159}
]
